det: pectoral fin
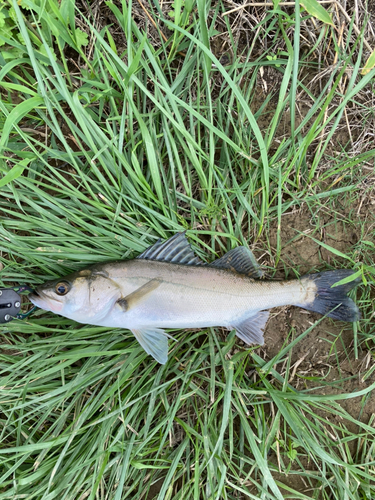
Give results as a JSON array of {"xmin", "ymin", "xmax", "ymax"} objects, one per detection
[
  {"xmin": 117, "ymin": 279, "xmax": 161, "ymax": 311},
  {"xmin": 132, "ymin": 328, "xmax": 169, "ymax": 364},
  {"xmin": 230, "ymin": 310, "xmax": 270, "ymax": 345}
]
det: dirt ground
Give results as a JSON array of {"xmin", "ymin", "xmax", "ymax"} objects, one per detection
[{"xmin": 264, "ymin": 205, "xmax": 374, "ymax": 420}]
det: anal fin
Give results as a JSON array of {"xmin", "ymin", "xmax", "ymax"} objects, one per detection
[
  {"xmin": 230, "ymin": 310, "xmax": 270, "ymax": 345},
  {"xmin": 132, "ymin": 328, "xmax": 169, "ymax": 364}
]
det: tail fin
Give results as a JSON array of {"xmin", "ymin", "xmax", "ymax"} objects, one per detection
[{"xmin": 301, "ymin": 270, "xmax": 361, "ymax": 322}]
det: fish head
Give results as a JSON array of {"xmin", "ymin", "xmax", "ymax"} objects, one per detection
[{"xmin": 29, "ymin": 268, "xmax": 121, "ymax": 323}]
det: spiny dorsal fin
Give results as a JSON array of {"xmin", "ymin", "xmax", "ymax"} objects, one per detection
[
  {"xmin": 209, "ymin": 247, "xmax": 263, "ymax": 278},
  {"xmin": 137, "ymin": 232, "xmax": 203, "ymax": 265}
]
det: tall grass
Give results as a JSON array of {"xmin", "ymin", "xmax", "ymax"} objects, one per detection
[{"xmin": 0, "ymin": 0, "xmax": 374, "ymax": 498}]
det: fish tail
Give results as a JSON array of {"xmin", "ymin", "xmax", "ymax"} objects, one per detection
[{"xmin": 300, "ymin": 270, "xmax": 361, "ymax": 321}]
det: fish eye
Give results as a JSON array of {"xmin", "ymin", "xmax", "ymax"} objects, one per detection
[{"xmin": 55, "ymin": 282, "xmax": 70, "ymax": 296}]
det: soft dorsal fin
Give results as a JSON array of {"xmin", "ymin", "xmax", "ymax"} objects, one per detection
[
  {"xmin": 209, "ymin": 247, "xmax": 263, "ymax": 278},
  {"xmin": 137, "ymin": 232, "xmax": 203, "ymax": 265}
]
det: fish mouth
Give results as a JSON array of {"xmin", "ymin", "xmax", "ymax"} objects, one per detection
[
  {"xmin": 29, "ymin": 290, "xmax": 43, "ymax": 307},
  {"xmin": 29, "ymin": 290, "xmax": 61, "ymax": 311}
]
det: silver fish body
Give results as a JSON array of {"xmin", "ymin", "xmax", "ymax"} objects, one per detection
[
  {"xmin": 29, "ymin": 233, "xmax": 360, "ymax": 364},
  {"xmin": 86, "ymin": 260, "xmax": 314, "ymax": 329}
]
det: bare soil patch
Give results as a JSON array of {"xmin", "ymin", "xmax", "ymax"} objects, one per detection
[{"xmin": 262, "ymin": 202, "xmax": 375, "ymax": 413}]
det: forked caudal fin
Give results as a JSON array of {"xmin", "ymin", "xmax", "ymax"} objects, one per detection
[{"xmin": 300, "ymin": 270, "xmax": 361, "ymax": 321}]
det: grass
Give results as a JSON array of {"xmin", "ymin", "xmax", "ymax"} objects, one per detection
[{"xmin": 0, "ymin": 0, "xmax": 375, "ymax": 498}]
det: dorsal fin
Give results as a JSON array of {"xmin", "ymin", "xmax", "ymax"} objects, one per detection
[
  {"xmin": 137, "ymin": 232, "xmax": 203, "ymax": 265},
  {"xmin": 208, "ymin": 247, "xmax": 263, "ymax": 278}
]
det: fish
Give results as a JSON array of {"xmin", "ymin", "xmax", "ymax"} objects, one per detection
[{"xmin": 29, "ymin": 233, "xmax": 361, "ymax": 364}]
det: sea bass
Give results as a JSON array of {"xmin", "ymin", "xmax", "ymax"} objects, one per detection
[{"xmin": 29, "ymin": 233, "xmax": 360, "ymax": 364}]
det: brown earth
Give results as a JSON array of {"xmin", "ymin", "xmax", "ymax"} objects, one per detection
[{"xmin": 263, "ymin": 206, "xmax": 375, "ymax": 418}]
